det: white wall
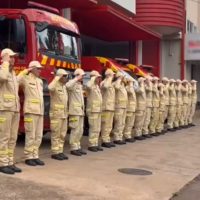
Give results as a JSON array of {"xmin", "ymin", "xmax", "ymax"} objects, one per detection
[
  {"xmin": 111, "ymin": 0, "xmax": 136, "ymax": 14},
  {"xmin": 161, "ymin": 40, "xmax": 181, "ymax": 79},
  {"xmin": 186, "ymin": 0, "xmax": 199, "ymax": 27}
]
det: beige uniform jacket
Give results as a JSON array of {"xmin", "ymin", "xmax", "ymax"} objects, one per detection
[
  {"xmin": 18, "ymin": 70, "xmax": 44, "ymax": 115},
  {"xmin": 66, "ymin": 78, "xmax": 84, "ymax": 116},
  {"xmin": 113, "ymin": 79, "xmax": 128, "ymax": 109},
  {"xmin": 163, "ymin": 84, "xmax": 170, "ymax": 106},
  {"xmin": 188, "ymin": 83, "xmax": 192, "ymax": 105},
  {"xmin": 169, "ymin": 84, "xmax": 177, "ymax": 106},
  {"xmin": 0, "ymin": 62, "xmax": 20, "ymax": 112},
  {"xmin": 126, "ymin": 84, "xmax": 137, "ymax": 112},
  {"xmin": 191, "ymin": 85, "xmax": 197, "ymax": 104},
  {"xmin": 145, "ymin": 82, "xmax": 153, "ymax": 108},
  {"xmin": 48, "ymin": 77, "xmax": 68, "ymax": 119},
  {"xmin": 86, "ymin": 77, "xmax": 102, "ymax": 113},
  {"xmin": 182, "ymin": 85, "xmax": 189, "ymax": 104},
  {"xmin": 175, "ymin": 85, "xmax": 183, "ymax": 106},
  {"xmin": 152, "ymin": 83, "xmax": 160, "ymax": 108},
  {"xmin": 101, "ymin": 77, "xmax": 115, "ymax": 111},
  {"xmin": 158, "ymin": 83, "xmax": 165, "ymax": 110},
  {"xmin": 135, "ymin": 83, "xmax": 146, "ymax": 111}
]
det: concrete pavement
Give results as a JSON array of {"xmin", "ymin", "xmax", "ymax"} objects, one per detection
[{"xmin": 1, "ymin": 115, "xmax": 200, "ymax": 200}]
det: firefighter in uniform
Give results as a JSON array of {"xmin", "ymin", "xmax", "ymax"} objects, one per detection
[
  {"xmin": 123, "ymin": 77, "xmax": 137, "ymax": 142},
  {"xmin": 189, "ymin": 80, "xmax": 197, "ymax": 126},
  {"xmin": 0, "ymin": 48, "xmax": 21, "ymax": 174},
  {"xmin": 142, "ymin": 76, "xmax": 153, "ymax": 138},
  {"xmin": 86, "ymin": 70, "xmax": 103, "ymax": 152},
  {"xmin": 134, "ymin": 77, "xmax": 146, "ymax": 140},
  {"xmin": 162, "ymin": 77, "xmax": 170, "ymax": 131},
  {"xmin": 181, "ymin": 80, "xmax": 189, "ymax": 127},
  {"xmin": 149, "ymin": 77, "xmax": 160, "ymax": 136},
  {"xmin": 174, "ymin": 79, "xmax": 183, "ymax": 129},
  {"xmin": 156, "ymin": 80, "xmax": 166, "ymax": 134},
  {"xmin": 66, "ymin": 68, "xmax": 86, "ymax": 156},
  {"xmin": 48, "ymin": 69, "xmax": 69, "ymax": 160},
  {"xmin": 113, "ymin": 71, "xmax": 128, "ymax": 145},
  {"xmin": 18, "ymin": 61, "xmax": 44, "ymax": 166},
  {"xmin": 101, "ymin": 69, "xmax": 116, "ymax": 148},
  {"xmin": 167, "ymin": 79, "xmax": 177, "ymax": 131}
]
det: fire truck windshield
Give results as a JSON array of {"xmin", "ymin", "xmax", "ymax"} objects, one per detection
[{"xmin": 37, "ymin": 27, "xmax": 79, "ymax": 60}]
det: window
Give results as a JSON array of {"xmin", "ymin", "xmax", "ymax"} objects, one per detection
[
  {"xmin": 37, "ymin": 27, "xmax": 79, "ymax": 60},
  {"xmin": 0, "ymin": 18, "xmax": 26, "ymax": 54}
]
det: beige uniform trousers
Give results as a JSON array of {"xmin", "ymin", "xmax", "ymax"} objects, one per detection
[
  {"xmin": 182, "ymin": 104, "xmax": 188, "ymax": 126},
  {"xmin": 123, "ymin": 112, "xmax": 135, "ymax": 139},
  {"xmin": 24, "ymin": 114, "xmax": 43, "ymax": 159},
  {"xmin": 164, "ymin": 105, "xmax": 169, "ymax": 122},
  {"xmin": 186, "ymin": 103, "xmax": 192, "ymax": 125},
  {"xmin": 88, "ymin": 113, "xmax": 101, "ymax": 147},
  {"xmin": 0, "ymin": 111, "xmax": 19, "ymax": 167},
  {"xmin": 167, "ymin": 105, "xmax": 176, "ymax": 129},
  {"xmin": 113, "ymin": 108, "xmax": 126, "ymax": 141},
  {"xmin": 189, "ymin": 103, "xmax": 196, "ymax": 124},
  {"xmin": 50, "ymin": 118, "xmax": 68, "ymax": 154},
  {"xmin": 101, "ymin": 111, "xmax": 114, "ymax": 143},
  {"xmin": 174, "ymin": 105, "xmax": 182, "ymax": 128},
  {"xmin": 156, "ymin": 110, "xmax": 165, "ymax": 133},
  {"xmin": 142, "ymin": 107, "xmax": 152, "ymax": 135},
  {"xmin": 149, "ymin": 107, "xmax": 160, "ymax": 134},
  {"xmin": 69, "ymin": 116, "xmax": 84, "ymax": 151},
  {"xmin": 134, "ymin": 110, "xmax": 146, "ymax": 137},
  {"xmin": 180, "ymin": 105, "xmax": 185, "ymax": 126}
]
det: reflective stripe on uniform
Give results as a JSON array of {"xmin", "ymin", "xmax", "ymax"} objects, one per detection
[
  {"xmin": 0, "ymin": 150, "xmax": 8, "ymax": 154},
  {"xmin": 73, "ymin": 103, "xmax": 82, "ymax": 107},
  {"xmin": 30, "ymin": 99, "xmax": 40, "ymax": 103},
  {"xmin": 51, "ymin": 120, "xmax": 59, "ymax": 124},
  {"xmin": 24, "ymin": 118, "xmax": 33, "ymax": 122},
  {"xmin": 69, "ymin": 118, "xmax": 78, "ymax": 122},
  {"xmin": 54, "ymin": 104, "xmax": 65, "ymax": 109},
  {"xmin": 3, "ymin": 94, "xmax": 15, "ymax": 99},
  {"xmin": 7, "ymin": 149, "xmax": 14, "ymax": 154},
  {"xmin": 0, "ymin": 117, "xmax": 6, "ymax": 123}
]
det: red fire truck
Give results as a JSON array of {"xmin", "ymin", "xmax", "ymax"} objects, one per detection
[{"xmin": 0, "ymin": 2, "xmax": 81, "ymax": 134}]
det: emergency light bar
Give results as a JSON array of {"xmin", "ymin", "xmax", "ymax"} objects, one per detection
[{"xmin": 28, "ymin": 1, "xmax": 59, "ymax": 15}]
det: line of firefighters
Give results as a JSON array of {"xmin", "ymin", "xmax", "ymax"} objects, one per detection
[{"xmin": 0, "ymin": 48, "xmax": 198, "ymax": 175}]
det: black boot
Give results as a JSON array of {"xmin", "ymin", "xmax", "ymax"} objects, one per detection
[
  {"xmin": 102, "ymin": 142, "xmax": 112, "ymax": 148},
  {"xmin": 110, "ymin": 142, "xmax": 116, "ymax": 147},
  {"xmin": 88, "ymin": 146, "xmax": 98, "ymax": 152},
  {"xmin": 0, "ymin": 166, "xmax": 15, "ymax": 175},
  {"xmin": 51, "ymin": 154, "xmax": 64, "ymax": 160},
  {"xmin": 71, "ymin": 150, "xmax": 82, "ymax": 156},
  {"xmin": 78, "ymin": 149, "xmax": 87, "ymax": 155},
  {"xmin": 135, "ymin": 136, "xmax": 145, "ymax": 140},
  {"xmin": 34, "ymin": 159, "xmax": 45, "ymax": 166},
  {"xmin": 59, "ymin": 153, "xmax": 69, "ymax": 160},
  {"xmin": 125, "ymin": 138, "xmax": 135, "ymax": 143},
  {"xmin": 143, "ymin": 134, "xmax": 152, "ymax": 138},
  {"xmin": 25, "ymin": 159, "xmax": 37, "ymax": 166},
  {"xmin": 96, "ymin": 146, "xmax": 104, "ymax": 151},
  {"xmin": 9, "ymin": 165, "xmax": 22, "ymax": 173},
  {"xmin": 113, "ymin": 140, "xmax": 126, "ymax": 145}
]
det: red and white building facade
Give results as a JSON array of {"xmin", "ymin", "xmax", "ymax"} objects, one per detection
[{"xmin": 2, "ymin": 0, "xmax": 186, "ymax": 79}]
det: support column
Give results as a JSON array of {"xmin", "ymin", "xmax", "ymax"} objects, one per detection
[
  {"xmin": 61, "ymin": 8, "xmax": 72, "ymax": 20},
  {"xmin": 137, "ymin": 40, "xmax": 143, "ymax": 66}
]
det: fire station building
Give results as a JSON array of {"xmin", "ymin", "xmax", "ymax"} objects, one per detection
[{"xmin": 2, "ymin": 0, "xmax": 186, "ymax": 79}]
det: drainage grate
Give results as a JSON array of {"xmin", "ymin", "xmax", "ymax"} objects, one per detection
[{"xmin": 118, "ymin": 168, "xmax": 153, "ymax": 176}]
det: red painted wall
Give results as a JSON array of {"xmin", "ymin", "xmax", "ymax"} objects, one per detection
[
  {"xmin": 142, "ymin": 40, "xmax": 160, "ymax": 76},
  {"xmin": 135, "ymin": 0, "xmax": 185, "ymax": 29}
]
